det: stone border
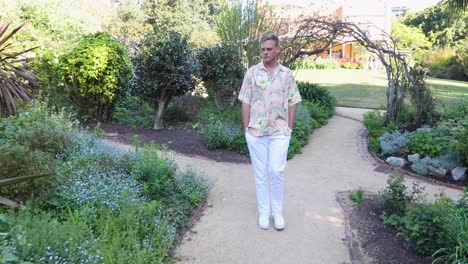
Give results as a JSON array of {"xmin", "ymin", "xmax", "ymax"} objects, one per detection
[
  {"xmin": 336, "ymin": 113, "xmax": 465, "ymax": 191},
  {"xmin": 336, "ymin": 191, "xmax": 365, "ymax": 264}
]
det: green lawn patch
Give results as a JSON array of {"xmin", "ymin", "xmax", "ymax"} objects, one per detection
[{"xmin": 295, "ymin": 69, "xmax": 468, "ymax": 109}]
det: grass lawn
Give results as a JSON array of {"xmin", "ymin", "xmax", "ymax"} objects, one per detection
[{"xmin": 294, "ymin": 69, "xmax": 468, "ymax": 110}]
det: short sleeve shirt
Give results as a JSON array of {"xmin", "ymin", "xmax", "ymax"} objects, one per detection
[{"xmin": 238, "ymin": 61, "xmax": 302, "ymax": 136}]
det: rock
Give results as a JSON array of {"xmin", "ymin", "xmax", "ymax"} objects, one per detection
[
  {"xmin": 451, "ymin": 167, "xmax": 467, "ymax": 182},
  {"xmin": 407, "ymin": 154, "xmax": 420, "ymax": 163},
  {"xmin": 386, "ymin": 157, "xmax": 405, "ymax": 167},
  {"xmin": 428, "ymin": 165, "xmax": 447, "ymax": 178}
]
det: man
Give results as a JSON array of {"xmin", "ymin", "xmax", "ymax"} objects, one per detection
[{"xmin": 238, "ymin": 33, "xmax": 302, "ymax": 230}]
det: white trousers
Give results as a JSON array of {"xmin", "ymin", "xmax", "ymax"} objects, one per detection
[{"xmin": 245, "ymin": 132, "xmax": 291, "ymax": 216}]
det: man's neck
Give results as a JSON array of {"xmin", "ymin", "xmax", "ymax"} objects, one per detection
[{"xmin": 263, "ymin": 60, "xmax": 279, "ymax": 70}]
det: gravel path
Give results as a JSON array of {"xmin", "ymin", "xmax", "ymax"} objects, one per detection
[{"xmin": 171, "ymin": 109, "xmax": 463, "ymax": 264}]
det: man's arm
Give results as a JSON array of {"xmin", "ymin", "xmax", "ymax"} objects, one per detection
[
  {"xmin": 288, "ymin": 104, "xmax": 297, "ymax": 131},
  {"xmin": 241, "ymin": 102, "xmax": 250, "ymax": 133}
]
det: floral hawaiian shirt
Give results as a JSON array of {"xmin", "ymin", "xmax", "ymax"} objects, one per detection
[{"xmin": 238, "ymin": 61, "xmax": 302, "ymax": 136}]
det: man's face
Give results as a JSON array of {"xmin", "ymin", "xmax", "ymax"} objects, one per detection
[{"xmin": 260, "ymin": 39, "xmax": 280, "ymax": 64}]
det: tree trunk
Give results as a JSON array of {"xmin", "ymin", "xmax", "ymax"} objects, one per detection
[
  {"xmin": 384, "ymin": 65, "xmax": 397, "ymax": 124},
  {"xmin": 153, "ymin": 99, "xmax": 166, "ymax": 130}
]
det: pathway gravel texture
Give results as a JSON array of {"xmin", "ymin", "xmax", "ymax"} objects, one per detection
[{"xmin": 118, "ymin": 107, "xmax": 462, "ymax": 264}]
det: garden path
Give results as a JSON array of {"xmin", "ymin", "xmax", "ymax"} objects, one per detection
[
  {"xmin": 110, "ymin": 107, "xmax": 464, "ymax": 264},
  {"xmin": 170, "ymin": 107, "xmax": 463, "ymax": 264}
]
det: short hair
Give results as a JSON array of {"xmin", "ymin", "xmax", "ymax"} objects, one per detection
[{"xmin": 260, "ymin": 33, "xmax": 280, "ymax": 47}]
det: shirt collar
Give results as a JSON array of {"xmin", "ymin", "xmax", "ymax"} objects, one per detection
[{"xmin": 256, "ymin": 61, "xmax": 288, "ymax": 72}]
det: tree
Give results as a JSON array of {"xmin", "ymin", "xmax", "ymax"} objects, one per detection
[
  {"xmin": 133, "ymin": 31, "xmax": 199, "ymax": 130},
  {"xmin": 214, "ymin": 0, "xmax": 281, "ymax": 67},
  {"xmin": 198, "ymin": 44, "xmax": 244, "ymax": 109},
  {"xmin": 0, "ymin": 22, "xmax": 38, "ymax": 117},
  {"xmin": 443, "ymin": 0, "xmax": 468, "ymax": 13},
  {"xmin": 60, "ymin": 33, "xmax": 132, "ymax": 122},
  {"xmin": 403, "ymin": 4, "xmax": 467, "ymax": 48},
  {"xmin": 391, "ymin": 21, "xmax": 432, "ymax": 60},
  {"xmin": 142, "ymin": 0, "xmax": 220, "ymax": 48}
]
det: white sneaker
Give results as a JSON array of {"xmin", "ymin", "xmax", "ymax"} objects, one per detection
[
  {"xmin": 258, "ymin": 214, "xmax": 270, "ymax": 230},
  {"xmin": 273, "ymin": 213, "xmax": 285, "ymax": 230}
]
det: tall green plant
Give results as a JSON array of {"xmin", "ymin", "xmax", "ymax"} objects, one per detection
[
  {"xmin": 0, "ymin": 22, "xmax": 38, "ymax": 117},
  {"xmin": 60, "ymin": 32, "xmax": 132, "ymax": 122},
  {"xmin": 197, "ymin": 44, "xmax": 244, "ymax": 109},
  {"xmin": 132, "ymin": 31, "xmax": 199, "ymax": 130}
]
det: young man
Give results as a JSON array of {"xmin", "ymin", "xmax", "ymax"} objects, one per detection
[{"xmin": 238, "ymin": 33, "xmax": 302, "ymax": 230}]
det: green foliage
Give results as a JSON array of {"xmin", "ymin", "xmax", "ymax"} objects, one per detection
[
  {"xmin": 302, "ymin": 101, "xmax": 333, "ymax": 128},
  {"xmin": 423, "ymin": 47, "xmax": 465, "ymax": 80},
  {"xmin": 391, "ymin": 21, "xmax": 432, "ymax": 60},
  {"xmin": 60, "ymin": 32, "xmax": 132, "ymax": 122},
  {"xmin": 363, "ymin": 111, "xmax": 386, "ymax": 138},
  {"xmin": 380, "ymin": 177, "xmax": 468, "ymax": 260},
  {"xmin": 203, "ymin": 115, "xmax": 248, "ymax": 154},
  {"xmin": 368, "ymin": 137, "xmax": 382, "ymax": 153},
  {"xmin": 297, "ymin": 82, "xmax": 336, "ymax": 111},
  {"xmin": 432, "ymin": 197, "xmax": 468, "ymax": 264},
  {"xmin": 0, "ymin": 22, "xmax": 38, "ymax": 117},
  {"xmin": 143, "ymin": 0, "xmax": 220, "ymax": 48},
  {"xmin": 4, "ymin": 0, "xmax": 100, "ymax": 47},
  {"xmin": 104, "ymin": 0, "xmax": 152, "ymax": 48},
  {"xmin": 379, "ymin": 175, "xmax": 421, "ymax": 216},
  {"xmin": 290, "ymin": 58, "xmax": 340, "ymax": 70},
  {"xmin": 288, "ymin": 104, "xmax": 314, "ymax": 159},
  {"xmin": 350, "ymin": 187, "xmax": 364, "ymax": 206},
  {"xmin": 197, "ymin": 44, "xmax": 244, "ymax": 109},
  {"xmin": 407, "ymin": 128, "xmax": 451, "ymax": 158},
  {"xmin": 1, "ymin": 208, "xmax": 102, "ymax": 264},
  {"xmin": 130, "ymin": 143, "xmax": 177, "ymax": 200},
  {"xmin": 214, "ymin": 0, "xmax": 278, "ymax": 66},
  {"xmin": 133, "ymin": 31, "xmax": 199, "ymax": 129},
  {"xmin": 175, "ymin": 169, "xmax": 211, "ymax": 207},
  {"xmin": 113, "ymin": 96, "xmax": 155, "ymax": 129},
  {"xmin": 403, "ymin": 4, "xmax": 467, "ymax": 48},
  {"xmin": 0, "ymin": 143, "xmax": 55, "ymax": 201}
]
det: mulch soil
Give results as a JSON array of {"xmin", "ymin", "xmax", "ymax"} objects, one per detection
[
  {"xmin": 349, "ymin": 195, "xmax": 433, "ymax": 264},
  {"xmin": 85, "ymin": 123, "xmax": 251, "ymax": 164}
]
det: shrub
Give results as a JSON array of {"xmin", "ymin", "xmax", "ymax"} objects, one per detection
[
  {"xmin": 379, "ymin": 131, "xmax": 411, "ymax": 155},
  {"xmin": 60, "ymin": 32, "xmax": 132, "ymax": 122},
  {"xmin": 175, "ymin": 168, "xmax": 211, "ymax": 207},
  {"xmin": 297, "ymin": 82, "xmax": 336, "ymax": 111},
  {"xmin": 204, "ymin": 117, "xmax": 245, "ymax": 151},
  {"xmin": 379, "ymin": 175, "xmax": 421, "ymax": 216},
  {"xmin": 197, "ymin": 44, "xmax": 244, "ymax": 110},
  {"xmin": 133, "ymin": 31, "xmax": 199, "ymax": 130},
  {"xmin": 113, "ymin": 96, "xmax": 155, "ymax": 129},
  {"xmin": 1, "ymin": 101, "xmax": 78, "ymax": 155},
  {"xmin": 363, "ymin": 111, "xmax": 386, "ymax": 138},
  {"xmin": 290, "ymin": 58, "xmax": 340, "ymax": 70},
  {"xmin": 393, "ymin": 197, "xmax": 453, "ymax": 255},
  {"xmin": 368, "ymin": 137, "xmax": 381, "ymax": 153},
  {"xmin": 407, "ymin": 128, "xmax": 451, "ymax": 158},
  {"xmin": 424, "ymin": 47, "xmax": 457, "ymax": 79},
  {"xmin": 289, "ymin": 104, "xmax": 314, "ymax": 159},
  {"xmin": 302, "ymin": 101, "xmax": 333, "ymax": 127},
  {"xmin": 0, "ymin": 143, "xmax": 55, "ymax": 201},
  {"xmin": 1, "ymin": 208, "xmax": 102, "ymax": 264},
  {"xmin": 130, "ymin": 143, "xmax": 177, "ymax": 200}
]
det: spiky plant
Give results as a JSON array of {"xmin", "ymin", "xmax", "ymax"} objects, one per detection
[{"xmin": 0, "ymin": 21, "xmax": 38, "ymax": 117}]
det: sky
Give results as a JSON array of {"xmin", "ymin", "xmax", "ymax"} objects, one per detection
[{"xmin": 266, "ymin": 0, "xmax": 443, "ymax": 12}]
